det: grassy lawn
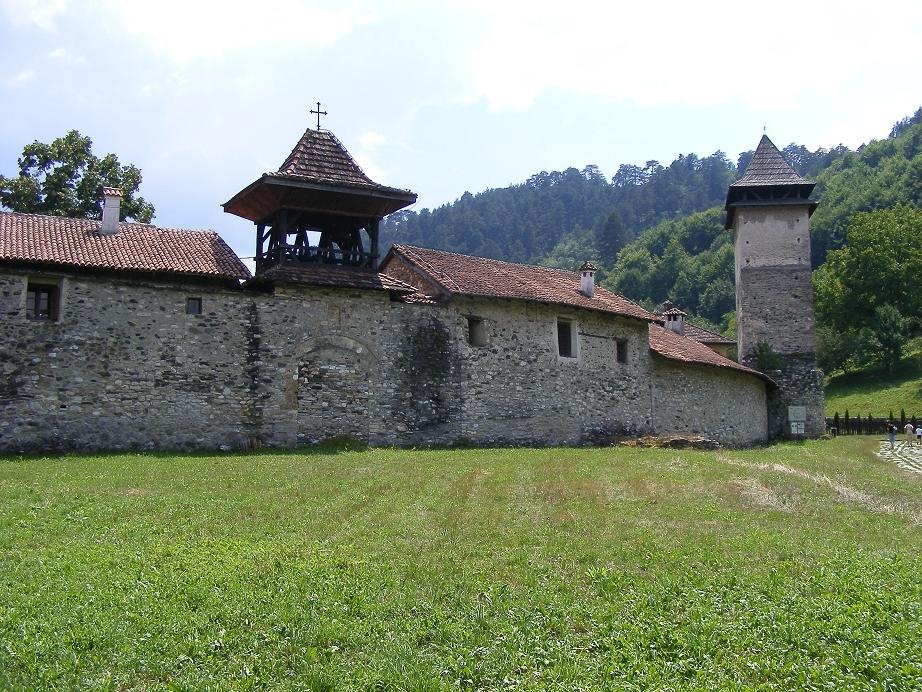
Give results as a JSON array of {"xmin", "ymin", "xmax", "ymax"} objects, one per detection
[
  {"xmin": 1, "ymin": 438, "xmax": 920, "ymax": 690},
  {"xmin": 826, "ymin": 337, "xmax": 922, "ymax": 417}
]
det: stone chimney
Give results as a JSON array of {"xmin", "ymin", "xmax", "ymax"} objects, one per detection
[
  {"xmin": 660, "ymin": 300, "xmax": 686, "ymax": 335},
  {"xmin": 99, "ymin": 187, "xmax": 122, "ymax": 235},
  {"xmin": 579, "ymin": 261, "xmax": 597, "ymax": 298}
]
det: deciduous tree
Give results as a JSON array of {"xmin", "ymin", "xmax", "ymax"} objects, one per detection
[{"xmin": 0, "ymin": 130, "xmax": 155, "ymax": 222}]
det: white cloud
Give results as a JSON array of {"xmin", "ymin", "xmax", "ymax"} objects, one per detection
[
  {"xmin": 0, "ymin": 0, "xmax": 68, "ymax": 30},
  {"xmin": 454, "ymin": 0, "xmax": 922, "ymax": 113},
  {"xmin": 6, "ymin": 68, "xmax": 36, "ymax": 87},
  {"xmin": 359, "ymin": 131, "xmax": 386, "ymax": 150},
  {"xmin": 47, "ymin": 46, "xmax": 66, "ymax": 59},
  {"xmin": 353, "ymin": 153, "xmax": 387, "ymax": 184},
  {"xmin": 97, "ymin": 0, "xmax": 378, "ymax": 62}
]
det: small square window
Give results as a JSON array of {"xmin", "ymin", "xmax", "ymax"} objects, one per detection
[
  {"xmin": 467, "ymin": 316, "xmax": 488, "ymax": 347},
  {"xmin": 26, "ymin": 281, "xmax": 60, "ymax": 321},
  {"xmin": 615, "ymin": 338, "xmax": 628, "ymax": 364},
  {"xmin": 557, "ymin": 319, "xmax": 576, "ymax": 358},
  {"xmin": 186, "ymin": 297, "xmax": 202, "ymax": 315}
]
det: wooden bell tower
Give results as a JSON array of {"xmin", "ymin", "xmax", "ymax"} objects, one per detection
[{"xmin": 223, "ymin": 117, "xmax": 416, "ymax": 274}]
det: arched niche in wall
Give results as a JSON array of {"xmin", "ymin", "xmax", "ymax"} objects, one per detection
[{"xmin": 293, "ymin": 335, "xmax": 379, "ymax": 445}]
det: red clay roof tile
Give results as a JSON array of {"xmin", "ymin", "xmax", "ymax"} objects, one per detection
[
  {"xmin": 649, "ymin": 323, "xmax": 766, "ymax": 380},
  {"xmin": 386, "ymin": 244, "xmax": 656, "ymax": 322},
  {"xmin": 682, "ymin": 321, "xmax": 735, "ymax": 345},
  {"xmin": 0, "ymin": 212, "xmax": 250, "ymax": 280}
]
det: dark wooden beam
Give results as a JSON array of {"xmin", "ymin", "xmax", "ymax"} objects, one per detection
[{"xmin": 369, "ymin": 218, "xmax": 380, "ymax": 270}]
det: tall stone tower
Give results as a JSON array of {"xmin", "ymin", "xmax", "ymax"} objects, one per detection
[{"xmin": 725, "ymin": 135, "xmax": 825, "ymax": 439}]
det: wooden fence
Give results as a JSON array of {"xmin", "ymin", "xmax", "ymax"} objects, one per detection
[{"xmin": 826, "ymin": 413, "xmax": 921, "ymax": 435}]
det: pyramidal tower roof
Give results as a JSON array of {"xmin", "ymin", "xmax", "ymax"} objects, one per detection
[
  {"xmin": 724, "ymin": 134, "xmax": 816, "ymax": 229},
  {"xmin": 223, "ymin": 127, "xmax": 417, "ymax": 223},
  {"xmin": 731, "ymin": 135, "xmax": 809, "ymax": 187},
  {"xmin": 273, "ymin": 129, "xmax": 385, "ymax": 190}
]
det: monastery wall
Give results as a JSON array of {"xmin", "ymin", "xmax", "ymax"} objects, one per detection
[
  {"xmin": 450, "ymin": 296, "xmax": 654, "ymax": 445},
  {"xmin": 0, "ymin": 269, "xmax": 253, "ymax": 451},
  {"xmin": 0, "ymin": 269, "xmax": 769, "ymax": 452},
  {"xmin": 651, "ymin": 358, "xmax": 768, "ymax": 446}
]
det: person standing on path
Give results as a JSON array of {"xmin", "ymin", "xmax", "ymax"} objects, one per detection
[
  {"xmin": 888, "ymin": 422, "xmax": 897, "ymax": 450},
  {"xmin": 906, "ymin": 421, "xmax": 915, "ymax": 445},
  {"xmin": 916, "ymin": 423, "xmax": 922, "ymax": 446}
]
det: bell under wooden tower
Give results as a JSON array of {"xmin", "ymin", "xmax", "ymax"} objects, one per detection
[{"xmin": 223, "ymin": 126, "xmax": 417, "ymax": 274}]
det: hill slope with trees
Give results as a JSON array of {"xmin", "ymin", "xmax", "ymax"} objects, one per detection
[
  {"xmin": 381, "ymin": 152, "xmax": 743, "ymax": 266},
  {"xmin": 603, "ymin": 110, "xmax": 922, "ymax": 332},
  {"xmin": 383, "ymin": 108, "xmax": 922, "ymax": 345}
]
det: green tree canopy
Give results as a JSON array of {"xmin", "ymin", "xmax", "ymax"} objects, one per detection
[
  {"xmin": 814, "ymin": 205, "xmax": 922, "ymax": 333},
  {"xmin": 0, "ymin": 130, "xmax": 155, "ymax": 223},
  {"xmin": 814, "ymin": 206, "xmax": 922, "ymax": 371}
]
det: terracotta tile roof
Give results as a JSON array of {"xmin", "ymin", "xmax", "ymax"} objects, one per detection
[
  {"xmin": 661, "ymin": 307, "xmax": 686, "ymax": 316},
  {"xmin": 731, "ymin": 135, "xmax": 809, "ymax": 187},
  {"xmin": 683, "ymin": 322, "xmax": 735, "ymax": 345},
  {"xmin": 0, "ymin": 212, "xmax": 250, "ymax": 280},
  {"xmin": 270, "ymin": 129, "xmax": 414, "ymax": 197},
  {"xmin": 386, "ymin": 244, "xmax": 656, "ymax": 322},
  {"xmin": 649, "ymin": 323, "xmax": 767, "ymax": 380},
  {"xmin": 255, "ymin": 262, "xmax": 415, "ymax": 292}
]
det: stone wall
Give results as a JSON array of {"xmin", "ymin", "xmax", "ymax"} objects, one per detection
[
  {"xmin": 0, "ymin": 269, "xmax": 253, "ymax": 451},
  {"xmin": 731, "ymin": 204, "xmax": 824, "ymax": 439},
  {"xmin": 449, "ymin": 296, "xmax": 654, "ymax": 445},
  {"xmin": 0, "ymin": 267, "xmax": 771, "ymax": 452},
  {"xmin": 761, "ymin": 356, "xmax": 826, "ymax": 439},
  {"xmin": 733, "ymin": 205, "xmax": 815, "ymax": 358},
  {"xmin": 651, "ymin": 357, "xmax": 768, "ymax": 446}
]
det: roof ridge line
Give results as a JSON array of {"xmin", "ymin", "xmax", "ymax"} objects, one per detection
[{"xmin": 397, "ymin": 243, "xmax": 586, "ymax": 278}]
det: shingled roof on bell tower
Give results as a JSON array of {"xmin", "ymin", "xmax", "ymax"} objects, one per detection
[
  {"xmin": 724, "ymin": 134, "xmax": 816, "ymax": 229},
  {"xmin": 273, "ymin": 129, "xmax": 391, "ymax": 191},
  {"xmin": 223, "ymin": 119, "xmax": 417, "ymax": 275},
  {"xmin": 223, "ymin": 128, "xmax": 416, "ymax": 223}
]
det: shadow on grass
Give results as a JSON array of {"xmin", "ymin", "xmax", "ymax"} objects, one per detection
[{"xmin": 0, "ymin": 436, "xmax": 371, "ymax": 463}]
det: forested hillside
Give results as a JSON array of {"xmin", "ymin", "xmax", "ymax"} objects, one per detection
[
  {"xmin": 604, "ymin": 110, "xmax": 922, "ymax": 332},
  {"xmin": 381, "ymin": 136, "xmax": 850, "ymax": 267},
  {"xmin": 382, "ymin": 108, "xmax": 922, "ymax": 336},
  {"xmin": 380, "ymin": 153, "xmax": 741, "ymax": 265}
]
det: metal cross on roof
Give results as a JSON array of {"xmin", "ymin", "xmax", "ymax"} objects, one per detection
[{"xmin": 310, "ymin": 101, "xmax": 328, "ymax": 131}]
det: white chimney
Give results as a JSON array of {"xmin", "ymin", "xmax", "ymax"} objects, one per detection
[
  {"xmin": 579, "ymin": 261, "xmax": 597, "ymax": 298},
  {"xmin": 660, "ymin": 301, "xmax": 686, "ymax": 335},
  {"xmin": 100, "ymin": 187, "xmax": 122, "ymax": 235}
]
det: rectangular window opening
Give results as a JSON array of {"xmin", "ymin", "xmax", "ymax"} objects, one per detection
[
  {"xmin": 186, "ymin": 297, "xmax": 203, "ymax": 315},
  {"xmin": 615, "ymin": 338, "xmax": 628, "ymax": 364},
  {"xmin": 467, "ymin": 316, "xmax": 487, "ymax": 347},
  {"xmin": 557, "ymin": 319, "xmax": 575, "ymax": 358},
  {"xmin": 26, "ymin": 281, "xmax": 60, "ymax": 321}
]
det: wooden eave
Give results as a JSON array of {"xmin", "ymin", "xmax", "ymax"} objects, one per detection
[
  {"xmin": 223, "ymin": 174, "xmax": 417, "ymax": 222},
  {"xmin": 724, "ymin": 183, "xmax": 818, "ymax": 229},
  {"xmin": 0, "ymin": 259, "xmax": 245, "ymax": 289}
]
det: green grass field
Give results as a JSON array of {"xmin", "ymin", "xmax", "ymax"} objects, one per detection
[
  {"xmin": 826, "ymin": 338, "xmax": 922, "ymax": 418},
  {"xmin": 1, "ymin": 438, "xmax": 920, "ymax": 690}
]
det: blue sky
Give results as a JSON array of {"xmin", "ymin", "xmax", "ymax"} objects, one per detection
[{"xmin": 1, "ymin": 0, "xmax": 920, "ymax": 262}]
